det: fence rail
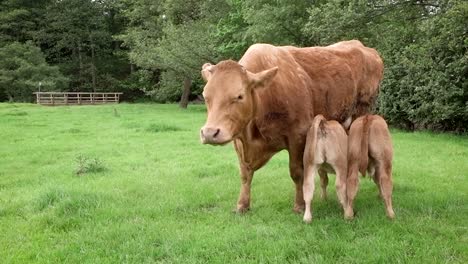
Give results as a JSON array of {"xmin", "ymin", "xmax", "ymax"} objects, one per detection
[{"xmin": 34, "ymin": 92, "xmax": 123, "ymax": 106}]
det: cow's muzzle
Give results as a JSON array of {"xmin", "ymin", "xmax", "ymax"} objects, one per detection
[{"xmin": 200, "ymin": 126, "xmax": 229, "ymax": 145}]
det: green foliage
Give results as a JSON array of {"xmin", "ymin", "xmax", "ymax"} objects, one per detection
[
  {"xmin": 1, "ymin": 103, "xmax": 467, "ymax": 262},
  {"xmin": 242, "ymin": 0, "xmax": 310, "ymax": 45},
  {"xmin": 377, "ymin": 0, "xmax": 468, "ymax": 131},
  {"xmin": 0, "ymin": 0, "xmax": 51, "ymax": 45},
  {"xmin": 215, "ymin": 0, "xmax": 250, "ymax": 59},
  {"xmin": 117, "ymin": 69, "xmax": 153, "ymax": 101},
  {"xmin": 0, "ymin": 42, "xmax": 68, "ymax": 101}
]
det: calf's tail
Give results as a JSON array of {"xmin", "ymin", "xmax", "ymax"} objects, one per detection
[
  {"xmin": 358, "ymin": 115, "xmax": 373, "ymax": 176},
  {"xmin": 304, "ymin": 115, "xmax": 327, "ymax": 166}
]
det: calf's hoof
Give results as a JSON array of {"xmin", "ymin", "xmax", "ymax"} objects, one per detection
[
  {"xmin": 386, "ymin": 210, "xmax": 395, "ymax": 220},
  {"xmin": 303, "ymin": 213, "xmax": 312, "ymax": 224},
  {"xmin": 344, "ymin": 208, "xmax": 354, "ymax": 220}
]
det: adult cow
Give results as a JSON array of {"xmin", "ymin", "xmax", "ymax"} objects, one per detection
[{"xmin": 200, "ymin": 40, "xmax": 383, "ymax": 213}]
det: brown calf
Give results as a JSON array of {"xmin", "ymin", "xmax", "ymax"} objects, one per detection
[
  {"xmin": 303, "ymin": 115, "xmax": 348, "ymax": 223},
  {"xmin": 345, "ymin": 115, "xmax": 395, "ymax": 219}
]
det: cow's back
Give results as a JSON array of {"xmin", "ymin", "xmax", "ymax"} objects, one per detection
[
  {"xmin": 326, "ymin": 40, "xmax": 384, "ymax": 113},
  {"xmin": 284, "ymin": 40, "xmax": 383, "ymax": 121}
]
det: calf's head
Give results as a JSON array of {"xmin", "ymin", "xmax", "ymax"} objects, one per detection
[{"xmin": 200, "ymin": 60, "xmax": 278, "ymax": 145}]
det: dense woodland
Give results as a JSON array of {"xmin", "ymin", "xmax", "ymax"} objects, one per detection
[{"xmin": 0, "ymin": 0, "xmax": 466, "ymax": 131}]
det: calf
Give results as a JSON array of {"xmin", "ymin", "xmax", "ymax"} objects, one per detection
[
  {"xmin": 345, "ymin": 115, "xmax": 395, "ymax": 219},
  {"xmin": 303, "ymin": 115, "xmax": 348, "ymax": 223}
]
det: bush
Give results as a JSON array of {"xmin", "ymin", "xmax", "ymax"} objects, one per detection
[{"xmin": 378, "ymin": 1, "xmax": 468, "ymax": 132}]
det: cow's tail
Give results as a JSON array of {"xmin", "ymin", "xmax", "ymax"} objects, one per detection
[
  {"xmin": 304, "ymin": 115, "xmax": 327, "ymax": 166},
  {"xmin": 358, "ymin": 115, "xmax": 373, "ymax": 176}
]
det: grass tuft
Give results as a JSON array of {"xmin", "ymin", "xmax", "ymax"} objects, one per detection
[
  {"xmin": 75, "ymin": 154, "xmax": 106, "ymax": 176},
  {"xmin": 36, "ymin": 188, "xmax": 66, "ymax": 211}
]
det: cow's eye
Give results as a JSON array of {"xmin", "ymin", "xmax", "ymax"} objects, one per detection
[{"xmin": 237, "ymin": 95, "xmax": 243, "ymax": 100}]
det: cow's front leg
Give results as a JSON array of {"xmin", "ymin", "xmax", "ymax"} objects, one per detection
[
  {"xmin": 236, "ymin": 163, "xmax": 253, "ymax": 213},
  {"xmin": 233, "ymin": 138, "xmax": 274, "ymax": 213}
]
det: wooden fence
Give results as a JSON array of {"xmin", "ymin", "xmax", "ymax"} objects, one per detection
[{"xmin": 34, "ymin": 92, "xmax": 123, "ymax": 106}]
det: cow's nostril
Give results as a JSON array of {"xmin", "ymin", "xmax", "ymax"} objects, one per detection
[
  {"xmin": 213, "ymin": 129, "xmax": 220, "ymax": 138},
  {"xmin": 200, "ymin": 129, "xmax": 204, "ymax": 137}
]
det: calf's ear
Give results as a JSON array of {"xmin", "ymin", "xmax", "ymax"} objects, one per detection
[
  {"xmin": 201, "ymin": 63, "xmax": 215, "ymax": 82},
  {"xmin": 248, "ymin": 67, "xmax": 278, "ymax": 88}
]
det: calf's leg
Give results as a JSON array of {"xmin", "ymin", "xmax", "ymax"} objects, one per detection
[
  {"xmin": 334, "ymin": 165, "xmax": 347, "ymax": 214},
  {"xmin": 303, "ymin": 164, "xmax": 317, "ymax": 223},
  {"xmin": 377, "ymin": 164, "xmax": 395, "ymax": 219},
  {"xmin": 345, "ymin": 162, "xmax": 360, "ymax": 219}
]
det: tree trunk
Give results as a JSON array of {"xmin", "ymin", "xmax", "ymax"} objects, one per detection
[
  {"xmin": 90, "ymin": 35, "xmax": 97, "ymax": 93},
  {"xmin": 179, "ymin": 77, "xmax": 191, "ymax": 109},
  {"xmin": 77, "ymin": 43, "xmax": 83, "ymax": 90}
]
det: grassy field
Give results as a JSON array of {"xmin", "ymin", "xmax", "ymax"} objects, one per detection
[{"xmin": 0, "ymin": 103, "xmax": 467, "ymax": 263}]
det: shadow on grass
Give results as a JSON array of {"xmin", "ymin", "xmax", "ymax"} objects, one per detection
[
  {"xmin": 145, "ymin": 123, "xmax": 185, "ymax": 133},
  {"xmin": 4, "ymin": 110, "xmax": 28, "ymax": 116}
]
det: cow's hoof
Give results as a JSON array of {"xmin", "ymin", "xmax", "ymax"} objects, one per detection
[
  {"xmin": 303, "ymin": 215, "xmax": 312, "ymax": 224},
  {"xmin": 234, "ymin": 207, "xmax": 250, "ymax": 214},
  {"xmin": 293, "ymin": 204, "xmax": 305, "ymax": 214}
]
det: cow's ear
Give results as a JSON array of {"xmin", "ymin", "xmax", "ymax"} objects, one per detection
[
  {"xmin": 201, "ymin": 63, "xmax": 215, "ymax": 82},
  {"xmin": 248, "ymin": 67, "xmax": 278, "ymax": 88}
]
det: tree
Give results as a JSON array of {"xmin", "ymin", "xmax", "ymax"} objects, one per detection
[
  {"xmin": 0, "ymin": 42, "xmax": 68, "ymax": 102},
  {"xmin": 0, "ymin": 0, "xmax": 51, "ymax": 45},
  {"xmin": 120, "ymin": 0, "xmax": 227, "ymax": 108},
  {"xmin": 36, "ymin": 0, "xmax": 129, "ymax": 93}
]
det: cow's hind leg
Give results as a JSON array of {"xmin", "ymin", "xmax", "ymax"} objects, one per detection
[
  {"xmin": 345, "ymin": 162, "xmax": 360, "ymax": 219},
  {"xmin": 377, "ymin": 164, "xmax": 395, "ymax": 219},
  {"xmin": 303, "ymin": 164, "xmax": 317, "ymax": 223},
  {"xmin": 318, "ymin": 168, "xmax": 329, "ymax": 200},
  {"xmin": 289, "ymin": 147, "xmax": 306, "ymax": 213}
]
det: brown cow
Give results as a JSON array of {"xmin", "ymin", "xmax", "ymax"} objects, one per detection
[
  {"xmin": 345, "ymin": 115, "xmax": 395, "ymax": 219},
  {"xmin": 200, "ymin": 40, "xmax": 383, "ymax": 213},
  {"xmin": 303, "ymin": 115, "xmax": 348, "ymax": 223}
]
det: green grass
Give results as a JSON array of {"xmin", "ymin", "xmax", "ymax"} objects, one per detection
[{"xmin": 0, "ymin": 103, "xmax": 467, "ymax": 263}]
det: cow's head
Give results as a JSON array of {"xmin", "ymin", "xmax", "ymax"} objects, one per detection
[{"xmin": 200, "ymin": 60, "xmax": 278, "ymax": 145}]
